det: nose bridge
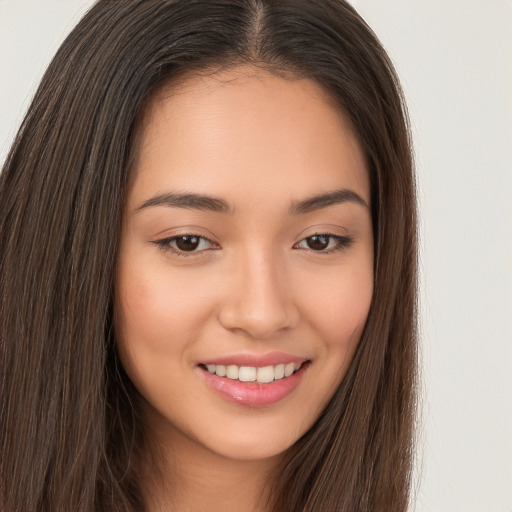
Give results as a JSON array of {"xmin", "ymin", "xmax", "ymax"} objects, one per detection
[{"xmin": 218, "ymin": 242, "xmax": 299, "ymax": 338}]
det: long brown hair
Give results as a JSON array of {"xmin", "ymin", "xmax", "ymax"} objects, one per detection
[{"xmin": 0, "ymin": 1, "xmax": 418, "ymax": 510}]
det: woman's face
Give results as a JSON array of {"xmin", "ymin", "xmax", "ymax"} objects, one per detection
[{"xmin": 115, "ymin": 66, "xmax": 374, "ymax": 463}]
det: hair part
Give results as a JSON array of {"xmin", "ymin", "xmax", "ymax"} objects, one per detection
[{"xmin": 0, "ymin": 1, "xmax": 418, "ymax": 511}]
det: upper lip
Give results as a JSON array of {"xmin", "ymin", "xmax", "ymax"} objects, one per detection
[{"xmin": 200, "ymin": 351, "xmax": 308, "ymax": 367}]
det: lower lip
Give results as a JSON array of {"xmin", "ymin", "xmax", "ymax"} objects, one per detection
[{"xmin": 198, "ymin": 363, "xmax": 309, "ymax": 407}]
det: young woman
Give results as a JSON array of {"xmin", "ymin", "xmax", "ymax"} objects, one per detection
[{"xmin": 0, "ymin": 1, "xmax": 418, "ymax": 511}]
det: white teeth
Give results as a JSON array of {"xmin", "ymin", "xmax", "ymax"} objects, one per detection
[
  {"xmin": 204, "ymin": 361, "xmax": 305, "ymax": 382},
  {"xmin": 284, "ymin": 363, "xmax": 295, "ymax": 377},
  {"xmin": 226, "ymin": 365, "xmax": 239, "ymax": 380},
  {"xmin": 257, "ymin": 366, "xmax": 274, "ymax": 383},
  {"xmin": 274, "ymin": 364, "xmax": 285, "ymax": 380},
  {"xmin": 239, "ymin": 366, "xmax": 257, "ymax": 382}
]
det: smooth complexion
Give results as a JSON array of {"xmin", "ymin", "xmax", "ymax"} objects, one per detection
[{"xmin": 115, "ymin": 66, "xmax": 374, "ymax": 511}]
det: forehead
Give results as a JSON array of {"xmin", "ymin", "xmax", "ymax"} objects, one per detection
[{"xmin": 129, "ymin": 66, "xmax": 369, "ymax": 211}]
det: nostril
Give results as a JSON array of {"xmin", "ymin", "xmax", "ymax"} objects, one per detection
[{"xmin": 217, "ymin": 304, "xmax": 300, "ymax": 340}]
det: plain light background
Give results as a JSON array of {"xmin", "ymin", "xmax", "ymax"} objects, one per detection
[{"xmin": 1, "ymin": 1, "xmax": 511, "ymax": 511}]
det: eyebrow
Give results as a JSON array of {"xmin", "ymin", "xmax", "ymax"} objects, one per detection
[
  {"xmin": 136, "ymin": 188, "xmax": 369, "ymax": 214},
  {"xmin": 289, "ymin": 188, "xmax": 369, "ymax": 214},
  {"xmin": 136, "ymin": 192, "xmax": 231, "ymax": 213}
]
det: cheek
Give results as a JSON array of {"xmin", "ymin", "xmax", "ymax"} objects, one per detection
[
  {"xmin": 115, "ymin": 260, "xmax": 202, "ymax": 376},
  {"xmin": 117, "ymin": 277, "xmax": 177, "ymax": 358},
  {"xmin": 304, "ymin": 263, "xmax": 373, "ymax": 355}
]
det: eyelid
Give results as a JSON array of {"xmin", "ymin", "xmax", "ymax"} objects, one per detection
[
  {"xmin": 153, "ymin": 233, "xmax": 219, "ymax": 257},
  {"xmin": 294, "ymin": 233, "xmax": 354, "ymax": 253}
]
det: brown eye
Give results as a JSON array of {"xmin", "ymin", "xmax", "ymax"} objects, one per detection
[
  {"xmin": 154, "ymin": 234, "xmax": 217, "ymax": 256},
  {"xmin": 295, "ymin": 234, "xmax": 353, "ymax": 253},
  {"xmin": 306, "ymin": 235, "xmax": 330, "ymax": 250},
  {"xmin": 175, "ymin": 235, "xmax": 200, "ymax": 251}
]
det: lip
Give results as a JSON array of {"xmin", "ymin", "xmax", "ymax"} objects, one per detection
[
  {"xmin": 200, "ymin": 351, "xmax": 308, "ymax": 367},
  {"xmin": 198, "ymin": 360, "xmax": 310, "ymax": 407}
]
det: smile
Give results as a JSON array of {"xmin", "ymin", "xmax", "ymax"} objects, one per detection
[
  {"xmin": 198, "ymin": 359, "xmax": 311, "ymax": 407},
  {"xmin": 202, "ymin": 362, "xmax": 302, "ymax": 383}
]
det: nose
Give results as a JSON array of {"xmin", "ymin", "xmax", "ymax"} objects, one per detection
[{"xmin": 217, "ymin": 248, "xmax": 300, "ymax": 339}]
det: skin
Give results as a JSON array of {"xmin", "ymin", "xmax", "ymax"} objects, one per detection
[{"xmin": 115, "ymin": 65, "xmax": 374, "ymax": 512}]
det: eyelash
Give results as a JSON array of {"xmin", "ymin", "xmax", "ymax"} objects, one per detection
[
  {"xmin": 295, "ymin": 234, "xmax": 353, "ymax": 253},
  {"xmin": 153, "ymin": 233, "xmax": 353, "ymax": 258},
  {"xmin": 153, "ymin": 235, "xmax": 219, "ymax": 257}
]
